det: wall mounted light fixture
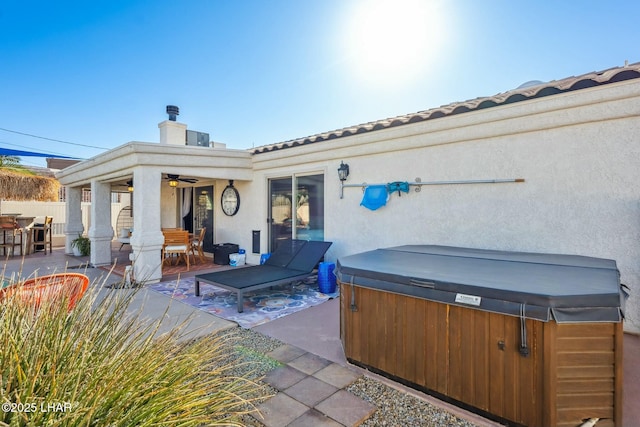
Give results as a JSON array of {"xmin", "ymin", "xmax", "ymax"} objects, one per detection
[{"xmin": 338, "ymin": 161, "xmax": 350, "ymax": 198}]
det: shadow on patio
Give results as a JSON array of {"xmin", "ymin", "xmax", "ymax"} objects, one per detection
[{"xmin": 103, "ymin": 241, "xmax": 224, "ymax": 283}]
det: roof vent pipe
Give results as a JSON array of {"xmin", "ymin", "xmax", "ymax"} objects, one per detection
[{"xmin": 166, "ymin": 105, "xmax": 179, "ymax": 121}]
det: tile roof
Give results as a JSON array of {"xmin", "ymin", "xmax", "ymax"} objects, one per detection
[{"xmin": 252, "ymin": 62, "xmax": 640, "ymax": 154}]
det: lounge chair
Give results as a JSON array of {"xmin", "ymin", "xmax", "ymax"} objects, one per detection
[{"xmin": 194, "ymin": 239, "xmax": 332, "ymax": 312}]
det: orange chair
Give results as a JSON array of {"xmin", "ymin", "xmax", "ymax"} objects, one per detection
[{"xmin": 0, "ymin": 273, "xmax": 89, "ymax": 311}]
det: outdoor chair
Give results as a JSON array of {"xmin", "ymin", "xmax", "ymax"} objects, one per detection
[
  {"xmin": 115, "ymin": 206, "xmax": 133, "ymax": 251},
  {"xmin": 161, "ymin": 229, "xmax": 190, "ymax": 271},
  {"xmin": 30, "ymin": 216, "xmax": 53, "ymax": 255},
  {"xmin": 0, "ymin": 273, "xmax": 90, "ymax": 311},
  {"xmin": 0, "ymin": 215, "xmax": 23, "ymax": 257},
  {"xmin": 194, "ymin": 239, "xmax": 332, "ymax": 312},
  {"xmin": 117, "ymin": 227, "xmax": 132, "ymax": 251},
  {"xmin": 189, "ymin": 227, "xmax": 206, "ymax": 264}
]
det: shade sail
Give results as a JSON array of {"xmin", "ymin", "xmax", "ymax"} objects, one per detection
[
  {"xmin": 0, "ymin": 147, "xmax": 78, "ymax": 159},
  {"xmin": 336, "ymin": 245, "xmax": 625, "ymax": 323}
]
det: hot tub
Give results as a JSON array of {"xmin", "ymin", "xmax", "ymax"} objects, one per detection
[{"xmin": 337, "ymin": 245, "xmax": 625, "ymax": 427}]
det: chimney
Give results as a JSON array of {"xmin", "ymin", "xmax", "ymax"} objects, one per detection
[
  {"xmin": 166, "ymin": 105, "xmax": 179, "ymax": 121},
  {"xmin": 159, "ymin": 105, "xmax": 186, "ymax": 145}
]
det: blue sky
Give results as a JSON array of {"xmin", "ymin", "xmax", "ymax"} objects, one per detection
[{"xmin": 1, "ymin": 0, "xmax": 639, "ymax": 168}]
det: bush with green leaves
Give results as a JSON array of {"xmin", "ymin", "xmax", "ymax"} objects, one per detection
[
  {"xmin": 71, "ymin": 234, "xmax": 91, "ymax": 256},
  {"xmin": 0, "ymin": 277, "xmax": 274, "ymax": 426}
]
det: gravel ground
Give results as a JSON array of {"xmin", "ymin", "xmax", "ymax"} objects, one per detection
[
  {"xmin": 221, "ymin": 327, "xmax": 482, "ymax": 427},
  {"xmin": 212, "ymin": 328, "xmax": 281, "ymax": 426},
  {"xmin": 347, "ymin": 377, "xmax": 480, "ymax": 427}
]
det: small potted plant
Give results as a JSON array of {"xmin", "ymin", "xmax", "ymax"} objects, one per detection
[{"xmin": 71, "ymin": 234, "xmax": 90, "ymax": 256}]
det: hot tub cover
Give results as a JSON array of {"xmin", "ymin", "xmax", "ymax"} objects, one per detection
[{"xmin": 336, "ymin": 245, "xmax": 625, "ymax": 323}]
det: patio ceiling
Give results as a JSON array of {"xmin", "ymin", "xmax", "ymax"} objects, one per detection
[{"xmin": 109, "ymin": 173, "xmax": 208, "ymax": 193}]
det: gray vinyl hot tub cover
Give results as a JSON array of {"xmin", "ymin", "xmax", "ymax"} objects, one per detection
[{"xmin": 335, "ymin": 245, "xmax": 625, "ymax": 323}]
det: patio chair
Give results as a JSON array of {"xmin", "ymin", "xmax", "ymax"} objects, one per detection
[
  {"xmin": 30, "ymin": 216, "xmax": 53, "ymax": 255},
  {"xmin": 161, "ymin": 229, "xmax": 190, "ymax": 271},
  {"xmin": 0, "ymin": 215, "xmax": 23, "ymax": 257},
  {"xmin": 115, "ymin": 206, "xmax": 133, "ymax": 251},
  {"xmin": 189, "ymin": 227, "xmax": 206, "ymax": 264},
  {"xmin": 0, "ymin": 273, "xmax": 90, "ymax": 311},
  {"xmin": 117, "ymin": 227, "xmax": 132, "ymax": 251},
  {"xmin": 194, "ymin": 239, "xmax": 332, "ymax": 312}
]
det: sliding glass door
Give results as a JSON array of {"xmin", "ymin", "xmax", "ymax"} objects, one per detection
[
  {"xmin": 269, "ymin": 177, "xmax": 291, "ymax": 250},
  {"xmin": 295, "ymin": 174, "xmax": 325, "ymax": 241},
  {"xmin": 269, "ymin": 173, "xmax": 324, "ymax": 252}
]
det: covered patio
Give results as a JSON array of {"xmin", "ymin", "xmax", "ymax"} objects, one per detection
[
  {"xmin": 56, "ymin": 119, "xmax": 252, "ymax": 284},
  {"xmin": 104, "ymin": 240, "xmax": 217, "ymax": 276}
]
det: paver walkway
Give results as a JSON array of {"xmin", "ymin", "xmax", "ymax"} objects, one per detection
[{"xmin": 255, "ymin": 344, "xmax": 375, "ymax": 427}]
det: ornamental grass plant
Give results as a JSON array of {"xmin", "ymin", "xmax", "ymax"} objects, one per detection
[{"xmin": 0, "ymin": 275, "xmax": 274, "ymax": 426}]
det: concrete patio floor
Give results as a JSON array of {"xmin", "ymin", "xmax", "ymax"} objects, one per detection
[{"xmin": 2, "ymin": 244, "xmax": 638, "ymax": 426}]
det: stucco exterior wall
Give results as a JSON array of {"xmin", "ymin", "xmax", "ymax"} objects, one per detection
[
  {"xmin": 213, "ymin": 178, "xmax": 257, "ymax": 251},
  {"xmin": 161, "ymin": 183, "xmax": 179, "ymax": 228},
  {"xmin": 53, "ymin": 74, "xmax": 640, "ymax": 332},
  {"xmin": 249, "ymin": 79, "xmax": 640, "ymax": 333}
]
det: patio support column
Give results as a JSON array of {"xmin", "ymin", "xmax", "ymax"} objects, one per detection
[
  {"xmin": 88, "ymin": 179, "xmax": 114, "ymax": 266},
  {"xmin": 64, "ymin": 186, "xmax": 84, "ymax": 254},
  {"xmin": 130, "ymin": 168, "xmax": 164, "ymax": 283}
]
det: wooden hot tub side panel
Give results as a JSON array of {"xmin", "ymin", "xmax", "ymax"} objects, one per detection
[
  {"xmin": 486, "ymin": 311, "xmax": 545, "ymax": 425},
  {"xmin": 341, "ymin": 283, "xmax": 546, "ymax": 426},
  {"xmin": 546, "ymin": 322, "xmax": 622, "ymax": 427}
]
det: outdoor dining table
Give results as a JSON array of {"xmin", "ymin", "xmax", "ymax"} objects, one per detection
[{"xmin": 14, "ymin": 216, "xmax": 35, "ymax": 229}]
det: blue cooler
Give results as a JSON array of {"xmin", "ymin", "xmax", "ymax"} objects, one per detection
[{"xmin": 317, "ymin": 262, "xmax": 337, "ymax": 294}]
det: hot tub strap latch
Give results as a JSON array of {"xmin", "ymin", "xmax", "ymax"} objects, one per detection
[
  {"xmin": 350, "ymin": 277, "xmax": 358, "ymax": 312},
  {"xmin": 519, "ymin": 303, "xmax": 530, "ymax": 357}
]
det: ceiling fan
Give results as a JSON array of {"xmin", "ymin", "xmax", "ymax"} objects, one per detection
[
  {"xmin": 113, "ymin": 180, "xmax": 135, "ymax": 192},
  {"xmin": 164, "ymin": 174, "xmax": 198, "ymax": 186}
]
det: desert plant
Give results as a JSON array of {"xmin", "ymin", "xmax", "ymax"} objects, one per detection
[
  {"xmin": 0, "ymin": 276, "xmax": 273, "ymax": 426},
  {"xmin": 71, "ymin": 234, "xmax": 91, "ymax": 256},
  {"xmin": 0, "ymin": 155, "xmax": 34, "ymax": 175}
]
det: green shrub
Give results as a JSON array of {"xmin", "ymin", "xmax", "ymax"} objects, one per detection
[
  {"xmin": 71, "ymin": 234, "xmax": 91, "ymax": 256},
  {"xmin": 0, "ymin": 276, "xmax": 273, "ymax": 426}
]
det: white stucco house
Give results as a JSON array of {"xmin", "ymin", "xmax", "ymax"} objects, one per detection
[{"xmin": 56, "ymin": 62, "xmax": 640, "ymax": 333}]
